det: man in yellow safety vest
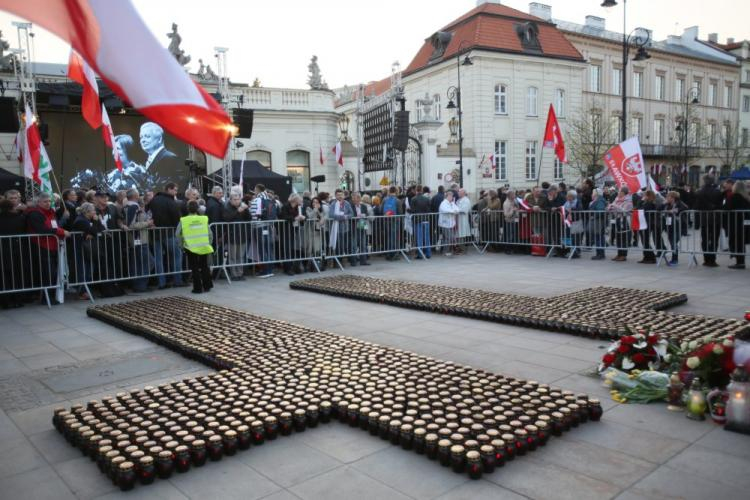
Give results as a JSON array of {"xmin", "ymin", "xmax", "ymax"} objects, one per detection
[{"xmin": 176, "ymin": 200, "xmax": 214, "ymax": 293}]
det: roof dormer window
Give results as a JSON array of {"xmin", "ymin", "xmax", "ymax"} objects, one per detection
[{"xmin": 515, "ymin": 22, "xmax": 541, "ymax": 52}]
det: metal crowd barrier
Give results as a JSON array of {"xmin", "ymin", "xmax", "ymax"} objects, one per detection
[
  {"xmin": 1, "ymin": 209, "xmax": 746, "ymax": 308},
  {"xmin": 476, "ymin": 209, "xmax": 749, "ymax": 267},
  {"xmin": 0, "ymin": 232, "xmax": 65, "ymax": 307}
]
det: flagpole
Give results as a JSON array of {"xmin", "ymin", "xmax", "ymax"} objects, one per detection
[{"xmin": 536, "ymin": 146, "xmax": 545, "ymax": 188}]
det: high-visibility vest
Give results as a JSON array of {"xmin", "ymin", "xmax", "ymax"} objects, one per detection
[{"xmin": 180, "ymin": 215, "xmax": 214, "ymax": 255}]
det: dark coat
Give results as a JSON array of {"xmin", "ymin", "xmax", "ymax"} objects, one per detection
[
  {"xmin": 430, "ymin": 192, "xmax": 445, "ymax": 213},
  {"xmin": 727, "ymin": 194, "xmax": 750, "ymax": 253},
  {"xmin": 410, "ymin": 194, "xmax": 432, "ymax": 214},
  {"xmin": 148, "ymin": 192, "xmax": 183, "ymax": 228},
  {"xmin": 206, "ymin": 196, "xmax": 224, "ymax": 224}
]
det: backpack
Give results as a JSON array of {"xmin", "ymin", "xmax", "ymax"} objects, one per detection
[
  {"xmin": 260, "ymin": 197, "xmax": 279, "ymax": 221},
  {"xmin": 383, "ymin": 196, "xmax": 398, "ymax": 216}
]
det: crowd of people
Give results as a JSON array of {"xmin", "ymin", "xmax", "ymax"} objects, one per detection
[{"xmin": 0, "ymin": 174, "xmax": 748, "ymax": 307}]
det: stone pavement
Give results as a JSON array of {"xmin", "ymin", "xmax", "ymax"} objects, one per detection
[{"xmin": 0, "ymin": 251, "xmax": 749, "ymax": 500}]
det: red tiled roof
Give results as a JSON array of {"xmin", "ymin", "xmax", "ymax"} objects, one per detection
[{"xmin": 404, "ymin": 2, "xmax": 583, "ymax": 76}]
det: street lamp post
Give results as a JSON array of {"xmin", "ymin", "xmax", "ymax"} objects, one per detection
[
  {"xmin": 601, "ymin": 0, "xmax": 652, "ymax": 142},
  {"xmin": 446, "ymin": 46, "xmax": 473, "ymax": 188},
  {"xmin": 675, "ymin": 88, "xmax": 700, "ymax": 183}
]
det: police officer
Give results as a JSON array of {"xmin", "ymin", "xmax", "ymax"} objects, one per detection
[{"xmin": 176, "ymin": 200, "xmax": 214, "ymax": 294}]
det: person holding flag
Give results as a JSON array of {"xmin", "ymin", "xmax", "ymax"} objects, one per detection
[{"xmin": 606, "ymin": 186, "xmax": 633, "ymax": 261}]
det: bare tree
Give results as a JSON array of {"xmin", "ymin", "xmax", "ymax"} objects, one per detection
[
  {"xmin": 565, "ymin": 105, "xmax": 617, "ymax": 180},
  {"xmin": 707, "ymin": 121, "xmax": 750, "ymax": 173},
  {"xmin": 668, "ymin": 104, "xmax": 706, "ymax": 172}
]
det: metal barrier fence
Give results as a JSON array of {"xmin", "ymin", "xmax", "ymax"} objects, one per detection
[
  {"xmin": 476, "ymin": 209, "xmax": 749, "ymax": 267},
  {"xmin": 0, "ymin": 209, "xmax": 746, "ymax": 307}
]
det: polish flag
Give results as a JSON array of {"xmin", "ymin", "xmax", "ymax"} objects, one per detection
[
  {"xmin": 332, "ymin": 142, "xmax": 343, "ymax": 167},
  {"xmin": 100, "ymin": 104, "xmax": 122, "ymax": 171},
  {"xmin": 68, "ymin": 50, "xmax": 102, "ymax": 129},
  {"xmin": 0, "ymin": 0, "xmax": 232, "ymax": 159},
  {"xmin": 543, "ymin": 104, "xmax": 567, "ymax": 164},
  {"xmin": 517, "ymin": 197, "xmax": 531, "ymax": 211},
  {"xmin": 560, "ymin": 205, "xmax": 572, "ymax": 227},
  {"xmin": 488, "ymin": 153, "xmax": 495, "ymax": 168},
  {"xmin": 319, "ymin": 146, "xmax": 325, "ymax": 165},
  {"xmin": 23, "ymin": 104, "xmax": 41, "ymax": 183},
  {"xmin": 631, "ymin": 209, "xmax": 648, "ymax": 231}
]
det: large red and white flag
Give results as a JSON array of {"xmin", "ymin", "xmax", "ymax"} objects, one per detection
[
  {"xmin": 603, "ymin": 137, "xmax": 648, "ymax": 195},
  {"xmin": 22, "ymin": 104, "xmax": 54, "ymax": 196},
  {"xmin": 631, "ymin": 209, "xmax": 648, "ymax": 231},
  {"xmin": 543, "ymin": 104, "xmax": 567, "ymax": 164},
  {"xmin": 100, "ymin": 104, "xmax": 122, "ymax": 172},
  {"xmin": 68, "ymin": 50, "xmax": 102, "ymax": 130},
  {"xmin": 0, "ymin": 0, "xmax": 232, "ymax": 158},
  {"xmin": 332, "ymin": 142, "xmax": 343, "ymax": 167}
]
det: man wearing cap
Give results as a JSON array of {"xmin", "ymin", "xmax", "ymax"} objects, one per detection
[{"xmin": 177, "ymin": 200, "xmax": 213, "ymax": 294}]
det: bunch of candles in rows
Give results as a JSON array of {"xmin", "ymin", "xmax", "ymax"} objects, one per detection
[
  {"xmin": 54, "ymin": 296, "xmax": 602, "ymax": 490},
  {"xmin": 290, "ymin": 276, "xmax": 749, "ymax": 343}
]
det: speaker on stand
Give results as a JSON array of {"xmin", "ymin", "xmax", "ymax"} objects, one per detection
[
  {"xmin": 310, "ymin": 174, "xmax": 325, "ymax": 194},
  {"xmin": 232, "ymin": 108, "xmax": 254, "ymax": 138},
  {"xmin": 392, "ymin": 110, "xmax": 410, "ymax": 151}
]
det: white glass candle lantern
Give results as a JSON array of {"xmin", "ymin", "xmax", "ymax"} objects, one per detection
[{"xmin": 725, "ymin": 367, "xmax": 750, "ymax": 434}]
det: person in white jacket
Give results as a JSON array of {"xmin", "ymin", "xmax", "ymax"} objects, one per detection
[
  {"xmin": 438, "ymin": 190, "xmax": 460, "ymax": 256},
  {"xmin": 455, "ymin": 188, "xmax": 472, "ymax": 254}
]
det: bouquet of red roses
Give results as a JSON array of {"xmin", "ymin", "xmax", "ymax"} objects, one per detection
[
  {"xmin": 599, "ymin": 330, "xmax": 669, "ymax": 373},
  {"xmin": 676, "ymin": 337, "xmax": 735, "ymax": 388}
]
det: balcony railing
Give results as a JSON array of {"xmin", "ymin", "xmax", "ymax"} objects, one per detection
[{"xmin": 640, "ymin": 144, "xmax": 702, "ymax": 157}]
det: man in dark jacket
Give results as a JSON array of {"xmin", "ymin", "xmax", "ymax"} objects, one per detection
[
  {"xmin": 411, "ymin": 186, "xmax": 433, "ymax": 259},
  {"xmin": 0, "ymin": 198, "xmax": 28, "ymax": 307},
  {"xmin": 693, "ymin": 175, "xmax": 724, "ymax": 267},
  {"xmin": 205, "ymin": 186, "xmax": 224, "ymax": 279},
  {"xmin": 147, "ymin": 182, "xmax": 186, "ymax": 287}
]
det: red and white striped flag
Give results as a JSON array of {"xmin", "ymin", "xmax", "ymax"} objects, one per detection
[
  {"xmin": 100, "ymin": 104, "xmax": 122, "ymax": 172},
  {"xmin": 332, "ymin": 142, "xmax": 343, "ymax": 167},
  {"xmin": 22, "ymin": 104, "xmax": 53, "ymax": 196},
  {"xmin": 488, "ymin": 153, "xmax": 495, "ymax": 168},
  {"xmin": 319, "ymin": 146, "xmax": 325, "ymax": 166},
  {"xmin": 517, "ymin": 197, "xmax": 531, "ymax": 211},
  {"xmin": 68, "ymin": 50, "xmax": 102, "ymax": 130},
  {"xmin": 560, "ymin": 206, "xmax": 572, "ymax": 227},
  {"xmin": 631, "ymin": 209, "xmax": 648, "ymax": 231},
  {"xmin": 0, "ymin": 0, "xmax": 232, "ymax": 159}
]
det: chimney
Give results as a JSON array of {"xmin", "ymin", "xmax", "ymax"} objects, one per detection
[
  {"xmin": 529, "ymin": 2, "xmax": 552, "ymax": 21},
  {"xmin": 708, "ymin": 33, "xmax": 718, "ymax": 43},
  {"xmin": 584, "ymin": 15, "xmax": 605, "ymax": 31},
  {"xmin": 476, "ymin": 0, "xmax": 502, "ymax": 6},
  {"xmin": 727, "ymin": 37, "xmax": 735, "ymax": 44}
]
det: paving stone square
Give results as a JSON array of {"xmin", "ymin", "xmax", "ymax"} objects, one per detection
[{"xmin": 0, "ymin": 253, "xmax": 749, "ymax": 499}]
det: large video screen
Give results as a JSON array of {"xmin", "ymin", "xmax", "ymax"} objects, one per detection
[{"xmin": 41, "ymin": 111, "xmax": 190, "ymax": 194}]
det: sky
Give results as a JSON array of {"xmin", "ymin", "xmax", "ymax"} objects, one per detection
[{"xmin": 0, "ymin": 0, "xmax": 749, "ymax": 89}]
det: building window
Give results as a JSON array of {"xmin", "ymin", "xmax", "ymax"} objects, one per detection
[
  {"xmin": 433, "ymin": 94, "xmax": 441, "ymax": 121},
  {"xmin": 653, "ymin": 119, "xmax": 664, "ymax": 145},
  {"xmin": 708, "ymin": 82, "xmax": 717, "ymax": 106},
  {"xmin": 526, "ymin": 86, "xmax": 538, "ymax": 116},
  {"xmin": 707, "ymin": 123, "xmax": 716, "ymax": 147},
  {"xmin": 612, "ymin": 68, "xmax": 622, "ymax": 96},
  {"xmin": 743, "ymin": 95, "xmax": 750, "ymax": 113},
  {"xmin": 742, "ymin": 128, "xmax": 749, "ymax": 147},
  {"xmin": 746, "ymin": 70, "xmax": 750, "ymax": 83},
  {"xmin": 692, "ymin": 79, "xmax": 702, "ymax": 102},
  {"xmin": 721, "ymin": 123, "xmax": 730, "ymax": 146},
  {"xmin": 689, "ymin": 122, "xmax": 700, "ymax": 145},
  {"xmin": 633, "ymin": 72, "xmax": 643, "ymax": 98},
  {"xmin": 554, "ymin": 88, "xmax": 565, "ymax": 117},
  {"xmin": 590, "ymin": 65, "xmax": 601, "ymax": 93},
  {"xmin": 553, "ymin": 158, "xmax": 564, "ymax": 180},
  {"xmin": 631, "ymin": 117, "xmax": 643, "ymax": 141},
  {"xmin": 286, "ymin": 150, "xmax": 310, "ymax": 193},
  {"xmin": 676, "ymin": 77, "xmax": 685, "ymax": 101},
  {"xmin": 525, "ymin": 141, "xmax": 537, "ymax": 180},
  {"xmin": 655, "ymin": 75, "xmax": 665, "ymax": 101},
  {"xmin": 494, "ymin": 84, "xmax": 507, "ymax": 115},
  {"xmin": 724, "ymin": 85, "xmax": 733, "ymax": 108},
  {"xmin": 609, "ymin": 114, "xmax": 620, "ymax": 142},
  {"xmin": 494, "ymin": 140, "xmax": 507, "ymax": 181},
  {"xmin": 246, "ymin": 149, "xmax": 272, "ymax": 169}
]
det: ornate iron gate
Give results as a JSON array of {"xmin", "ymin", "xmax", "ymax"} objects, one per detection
[{"xmin": 393, "ymin": 126, "xmax": 422, "ymax": 187}]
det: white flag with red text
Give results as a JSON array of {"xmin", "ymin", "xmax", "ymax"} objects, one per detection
[{"xmin": 0, "ymin": 0, "xmax": 232, "ymax": 158}]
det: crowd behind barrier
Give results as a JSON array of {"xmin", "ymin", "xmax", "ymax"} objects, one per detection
[{"xmin": 0, "ymin": 176, "xmax": 748, "ymax": 307}]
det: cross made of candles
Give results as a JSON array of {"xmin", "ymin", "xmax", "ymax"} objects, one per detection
[
  {"xmin": 290, "ymin": 275, "xmax": 750, "ymax": 343},
  {"xmin": 53, "ymin": 296, "xmax": 601, "ymax": 491}
]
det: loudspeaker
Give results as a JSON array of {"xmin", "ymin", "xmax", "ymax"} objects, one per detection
[
  {"xmin": 310, "ymin": 175, "xmax": 326, "ymax": 183},
  {"xmin": 393, "ymin": 110, "xmax": 410, "ymax": 151},
  {"xmin": 0, "ymin": 97, "xmax": 18, "ymax": 133},
  {"xmin": 232, "ymin": 108, "xmax": 254, "ymax": 138}
]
